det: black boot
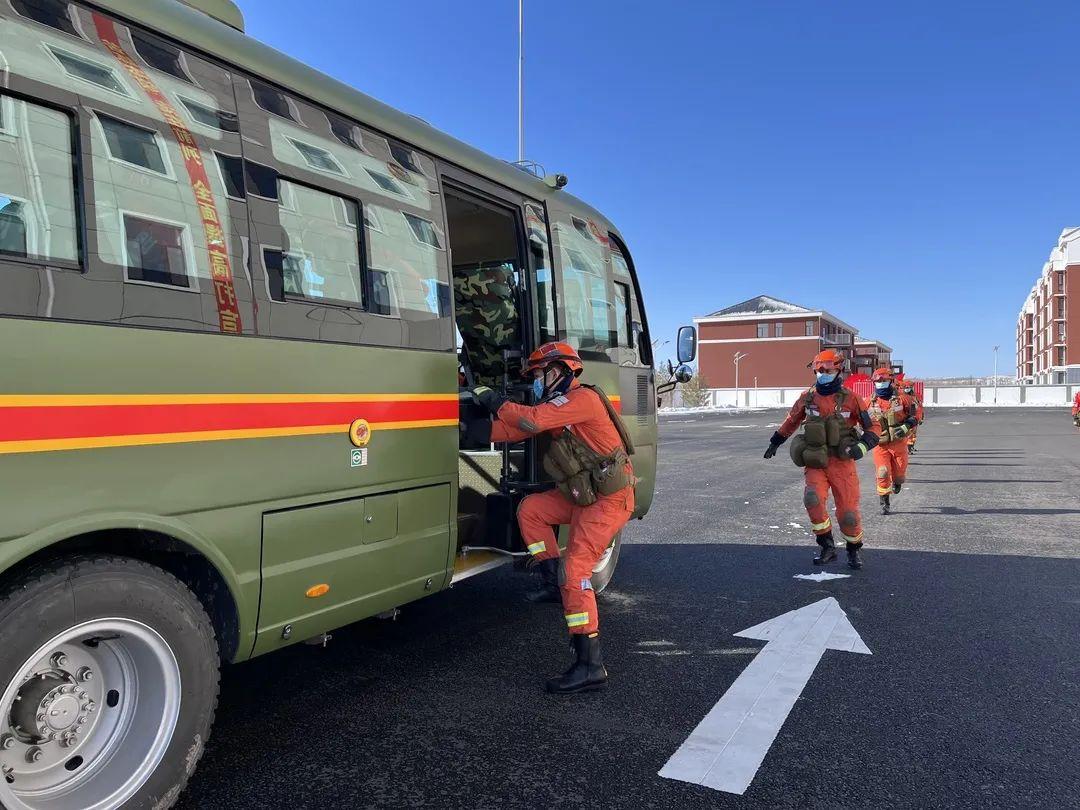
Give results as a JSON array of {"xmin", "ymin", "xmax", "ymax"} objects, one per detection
[
  {"xmin": 546, "ymin": 633, "xmax": 607, "ymax": 694},
  {"xmin": 880, "ymin": 494, "xmax": 890, "ymax": 514},
  {"xmin": 525, "ymin": 558, "xmax": 561, "ymax": 604},
  {"xmin": 846, "ymin": 541, "xmax": 863, "ymax": 570},
  {"xmin": 813, "ymin": 532, "xmax": 837, "ymax": 565},
  {"xmin": 893, "ymin": 482, "xmax": 902, "ymax": 495}
]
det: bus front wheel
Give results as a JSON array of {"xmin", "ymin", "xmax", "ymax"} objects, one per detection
[
  {"xmin": 0, "ymin": 555, "xmax": 219, "ymax": 810},
  {"xmin": 590, "ymin": 527, "xmax": 626, "ymax": 594}
]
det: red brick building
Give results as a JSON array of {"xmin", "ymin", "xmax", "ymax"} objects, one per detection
[
  {"xmin": 695, "ymin": 296, "xmax": 893, "ymax": 388},
  {"xmin": 852, "ymin": 338, "xmax": 895, "ymax": 377},
  {"xmin": 1016, "ymin": 228, "xmax": 1080, "ymax": 384}
]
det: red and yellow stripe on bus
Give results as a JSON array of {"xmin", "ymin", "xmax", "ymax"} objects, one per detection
[{"xmin": 0, "ymin": 394, "xmax": 458, "ymax": 455}]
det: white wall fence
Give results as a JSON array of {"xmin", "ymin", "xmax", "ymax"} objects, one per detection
[{"xmin": 685, "ymin": 385, "xmax": 1080, "ymax": 409}]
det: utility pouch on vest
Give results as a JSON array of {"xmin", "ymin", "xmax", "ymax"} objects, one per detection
[
  {"xmin": 543, "ymin": 425, "xmax": 631, "ymax": 507},
  {"xmin": 803, "ymin": 445, "xmax": 829, "ymax": 469},
  {"xmin": 803, "ymin": 419, "xmax": 827, "ymax": 448},
  {"xmin": 789, "ymin": 434, "xmax": 807, "ymax": 467}
]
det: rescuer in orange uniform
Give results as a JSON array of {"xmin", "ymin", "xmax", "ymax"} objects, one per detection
[
  {"xmin": 898, "ymin": 374, "xmax": 925, "ymax": 453},
  {"xmin": 1072, "ymin": 390, "xmax": 1080, "ymax": 427},
  {"xmin": 869, "ymin": 368, "xmax": 920, "ymax": 514},
  {"xmin": 463, "ymin": 342, "xmax": 634, "ymax": 694},
  {"xmin": 763, "ymin": 349, "xmax": 879, "ymax": 569}
]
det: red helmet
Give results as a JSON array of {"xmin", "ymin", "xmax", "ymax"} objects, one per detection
[
  {"xmin": 524, "ymin": 341, "xmax": 584, "ymax": 377},
  {"xmin": 810, "ymin": 349, "xmax": 844, "ymax": 373},
  {"xmin": 871, "ymin": 367, "xmax": 894, "ymax": 383}
]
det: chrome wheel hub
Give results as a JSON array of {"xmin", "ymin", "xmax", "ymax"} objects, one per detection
[{"xmin": 0, "ymin": 619, "xmax": 181, "ymax": 810}]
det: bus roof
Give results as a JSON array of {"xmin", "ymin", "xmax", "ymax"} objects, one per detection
[{"xmin": 95, "ymin": 0, "xmax": 615, "ymax": 231}]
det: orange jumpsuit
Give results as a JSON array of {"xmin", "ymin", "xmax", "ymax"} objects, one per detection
[
  {"xmin": 906, "ymin": 393, "xmax": 924, "ymax": 447},
  {"xmin": 1072, "ymin": 392, "xmax": 1080, "ymax": 423},
  {"xmin": 777, "ymin": 387, "xmax": 877, "ymax": 545},
  {"xmin": 870, "ymin": 392, "xmax": 918, "ymax": 495},
  {"xmin": 490, "ymin": 382, "xmax": 634, "ymax": 635}
]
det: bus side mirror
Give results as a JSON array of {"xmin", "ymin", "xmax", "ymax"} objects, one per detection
[
  {"xmin": 677, "ymin": 325, "xmax": 697, "ymax": 364},
  {"xmin": 673, "ymin": 364, "xmax": 693, "ymax": 384}
]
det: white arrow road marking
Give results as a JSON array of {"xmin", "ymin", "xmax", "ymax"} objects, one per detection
[
  {"xmin": 792, "ymin": 572, "xmax": 851, "ymax": 582},
  {"xmin": 658, "ymin": 597, "xmax": 870, "ymax": 795}
]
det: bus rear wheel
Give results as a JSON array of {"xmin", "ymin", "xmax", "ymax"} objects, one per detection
[{"xmin": 0, "ymin": 555, "xmax": 219, "ymax": 810}]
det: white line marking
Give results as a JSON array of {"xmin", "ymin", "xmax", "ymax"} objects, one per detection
[
  {"xmin": 793, "ymin": 572, "xmax": 851, "ymax": 582},
  {"xmin": 658, "ymin": 598, "xmax": 870, "ymax": 795}
]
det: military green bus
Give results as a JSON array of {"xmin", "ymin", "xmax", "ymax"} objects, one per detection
[{"xmin": 0, "ymin": 1, "xmax": 694, "ymax": 806}]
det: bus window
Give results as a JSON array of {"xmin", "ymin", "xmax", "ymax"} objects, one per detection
[
  {"xmin": 525, "ymin": 203, "xmax": 556, "ymax": 343},
  {"xmin": 608, "ymin": 235, "xmax": 651, "ymax": 367},
  {"xmin": 365, "ymin": 203, "xmax": 447, "ymax": 318},
  {"xmin": 551, "ymin": 210, "xmax": 614, "ymax": 353},
  {"xmin": 272, "ymin": 179, "xmax": 362, "ymax": 305},
  {"xmin": 0, "ymin": 96, "xmax": 79, "ymax": 264}
]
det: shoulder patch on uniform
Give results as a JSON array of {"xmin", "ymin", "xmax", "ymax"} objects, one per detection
[{"xmin": 550, "ymin": 395, "xmax": 569, "ymax": 407}]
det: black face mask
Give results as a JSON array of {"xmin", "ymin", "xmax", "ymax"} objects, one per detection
[
  {"xmin": 815, "ymin": 374, "xmax": 843, "ymax": 395},
  {"xmin": 875, "ymin": 384, "xmax": 895, "ymax": 399}
]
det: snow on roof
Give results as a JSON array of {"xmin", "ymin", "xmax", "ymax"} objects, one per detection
[{"xmin": 708, "ymin": 295, "xmax": 811, "ymax": 317}]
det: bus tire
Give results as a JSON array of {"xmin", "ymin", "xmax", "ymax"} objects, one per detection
[
  {"xmin": 0, "ymin": 555, "xmax": 219, "ymax": 810},
  {"xmin": 591, "ymin": 527, "xmax": 625, "ymax": 594}
]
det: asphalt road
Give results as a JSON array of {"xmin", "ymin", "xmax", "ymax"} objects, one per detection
[{"xmin": 177, "ymin": 408, "xmax": 1080, "ymax": 809}]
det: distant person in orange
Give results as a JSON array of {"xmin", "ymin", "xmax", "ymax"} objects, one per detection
[
  {"xmin": 763, "ymin": 349, "xmax": 879, "ymax": 569},
  {"xmin": 869, "ymin": 368, "xmax": 920, "ymax": 514},
  {"xmin": 1073, "ymin": 390, "xmax": 1080, "ymax": 427},
  {"xmin": 899, "ymin": 375, "xmax": 925, "ymax": 453}
]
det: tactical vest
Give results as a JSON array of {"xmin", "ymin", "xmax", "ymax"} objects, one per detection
[
  {"xmin": 542, "ymin": 384, "xmax": 635, "ymax": 507},
  {"xmin": 870, "ymin": 395, "xmax": 905, "ymax": 444},
  {"xmin": 789, "ymin": 387, "xmax": 857, "ymax": 469}
]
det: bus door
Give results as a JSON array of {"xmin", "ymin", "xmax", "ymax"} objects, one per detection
[{"xmin": 437, "ymin": 165, "xmax": 553, "ymax": 559}]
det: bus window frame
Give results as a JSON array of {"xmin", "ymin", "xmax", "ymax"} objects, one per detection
[
  {"xmin": 270, "ymin": 173, "xmax": 368, "ymax": 312},
  {"xmin": 0, "ymin": 85, "xmax": 87, "ymax": 275},
  {"xmin": 607, "ymin": 231, "xmax": 652, "ymax": 367}
]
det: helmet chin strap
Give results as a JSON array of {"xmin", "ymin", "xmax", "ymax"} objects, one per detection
[{"xmin": 539, "ymin": 365, "xmax": 573, "ymax": 401}]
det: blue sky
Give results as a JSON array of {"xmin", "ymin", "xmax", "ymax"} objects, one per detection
[{"xmin": 245, "ymin": 1, "xmax": 1080, "ymax": 377}]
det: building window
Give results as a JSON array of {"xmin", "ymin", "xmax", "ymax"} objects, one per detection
[
  {"xmin": 49, "ymin": 47, "xmax": 128, "ymax": 95},
  {"xmin": 0, "ymin": 199, "xmax": 28, "ymax": 257},
  {"xmin": 365, "ymin": 167, "xmax": 409, "ymax": 198},
  {"xmin": 289, "ymin": 138, "xmax": 345, "ymax": 176},
  {"xmin": 273, "ymin": 179, "xmax": 362, "ymax": 305},
  {"xmin": 389, "ymin": 142, "xmax": 421, "ymax": 173},
  {"xmin": 12, "ymin": 0, "xmax": 81, "ymax": 37},
  {"xmin": 403, "ymin": 212, "xmax": 442, "ymax": 249},
  {"xmin": 123, "ymin": 214, "xmax": 192, "ymax": 288},
  {"xmin": 250, "ymin": 79, "xmax": 298, "ymax": 122},
  {"xmin": 805, "ymin": 320, "xmax": 814, "ymax": 336},
  {"xmin": 98, "ymin": 115, "xmax": 168, "ymax": 175},
  {"xmin": 775, "ymin": 322, "xmax": 783, "ymax": 337},
  {"xmin": 327, "ymin": 114, "xmax": 363, "ymax": 150},
  {"xmin": 0, "ymin": 96, "xmax": 79, "ymax": 263},
  {"xmin": 179, "ymin": 96, "xmax": 239, "ymax": 132},
  {"xmin": 131, "ymin": 29, "xmax": 190, "ymax": 82},
  {"xmin": 215, "ymin": 154, "xmax": 245, "ymax": 199},
  {"xmin": 757, "ymin": 323, "xmax": 768, "ymax": 338}
]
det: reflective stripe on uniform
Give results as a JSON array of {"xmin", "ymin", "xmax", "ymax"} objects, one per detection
[
  {"xmin": 811, "ymin": 518, "xmax": 832, "ymax": 532},
  {"xmin": 841, "ymin": 531, "xmax": 863, "ymax": 543},
  {"xmin": 526, "ymin": 541, "xmax": 548, "ymax": 556},
  {"xmin": 564, "ymin": 612, "xmax": 590, "ymax": 628},
  {"xmin": 876, "ymin": 485, "xmax": 892, "ymax": 495}
]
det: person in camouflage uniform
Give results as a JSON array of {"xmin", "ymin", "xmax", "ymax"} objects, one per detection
[{"xmin": 453, "ymin": 262, "xmax": 520, "ymax": 387}]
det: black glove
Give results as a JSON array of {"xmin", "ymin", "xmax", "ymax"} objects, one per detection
[
  {"xmin": 844, "ymin": 439, "xmax": 870, "ymax": 460},
  {"xmin": 904, "ymin": 416, "xmax": 918, "ymax": 429},
  {"xmin": 459, "ymin": 418, "xmax": 492, "ymax": 445},
  {"xmin": 470, "ymin": 386, "xmax": 506, "ymax": 414},
  {"xmin": 862, "ymin": 430, "xmax": 879, "ymax": 450},
  {"xmin": 763, "ymin": 431, "xmax": 785, "ymax": 459}
]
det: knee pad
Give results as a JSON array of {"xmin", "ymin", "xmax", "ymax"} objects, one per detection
[
  {"xmin": 876, "ymin": 465, "xmax": 889, "ymax": 478},
  {"xmin": 803, "ymin": 488, "xmax": 821, "ymax": 508},
  {"xmin": 839, "ymin": 510, "xmax": 859, "ymax": 530}
]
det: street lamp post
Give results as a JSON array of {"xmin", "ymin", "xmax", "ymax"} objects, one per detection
[
  {"xmin": 993, "ymin": 345, "xmax": 999, "ymax": 404},
  {"xmin": 734, "ymin": 351, "xmax": 749, "ymax": 408}
]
